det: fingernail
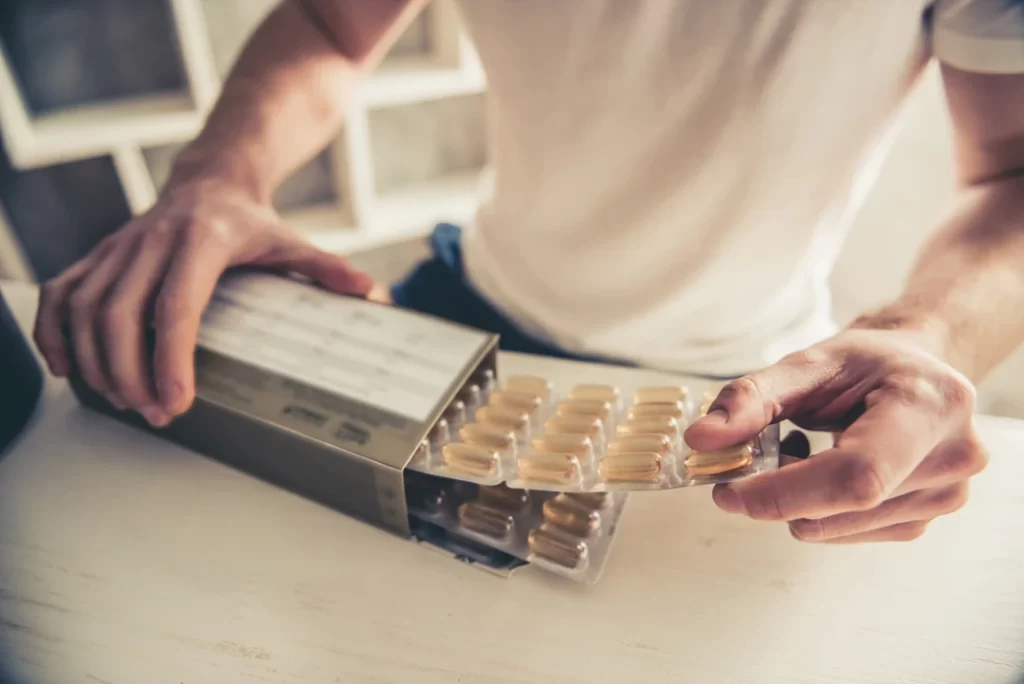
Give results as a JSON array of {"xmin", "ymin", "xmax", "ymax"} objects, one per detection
[
  {"xmin": 158, "ymin": 378, "xmax": 182, "ymax": 412},
  {"xmin": 713, "ymin": 486, "xmax": 745, "ymax": 515},
  {"xmin": 697, "ymin": 409, "xmax": 729, "ymax": 426},
  {"xmin": 107, "ymin": 394, "xmax": 128, "ymax": 411},
  {"xmin": 140, "ymin": 405, "xmax": 170, "ymax": 428}
]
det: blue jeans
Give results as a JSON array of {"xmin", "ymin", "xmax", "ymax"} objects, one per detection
[{"xmin": 390, "ymin": 224, "xmax": 630, "ymax": 365}]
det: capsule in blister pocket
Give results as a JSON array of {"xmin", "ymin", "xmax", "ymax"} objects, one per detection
[
  {"xmin": 531, "ymin": 433, "xmax": 594, "ymax": 460},
  {"xmin": 442, "ymin": 442, "xmax": 502, "ymax": 479},
  {"xmin": 489, "ymin": 389, "xmax": 545, "ymax": 414},
  {"xmin": 458, "ymin": 501, "xmax": 515, "ymax": 541},
  {"xmin": 598, "ymin": 451, "xmax": 663, "ymax": 483},
  {"xmin": 627, "ymin": 401, "xmax": 687, "ymax": 421},
  {"xmin": 685, "ymin": 443, "xmax": 753, "ymax": 476},
  {"xmin": 568, "ymin": 384, "xmax": 621, "ymax": 406},
  {"xmin": 528, "ymin": 525, "xmax": 589, "ymax": 571},
  {"xmin": 517, "ymin": 451, "xmax": 583, "ymax": 486},
  {"xmin": 459, "ymin": 422, "xmax": 517, "ymax": 457},
  {"xmin": 633, "ymin": 385, "xmax": 690, "ymax": 405},
  {"xmin": 476, "ymin": 405, "xmax": 532, "ymax": 441},
  {"xmin": 478, "ymin": 483, "xmax": 532, "ymax": 514},
  {"xmin": 615, "ymin": 415, "xmax": 681, "ymax": 440},
  {"xmin": 555, "ymin": 398, "xmax": 613, "ymax": 423},
  {"xmin": 503, "ymin": 374, "xmax": 554, "ymax": 399},
  {"xmin": 607, "ymin": 434, "xmax": 674, "ymax": 456},
  {"xmin": 542, "ymin": 497, "xmax": 601, "ymax": 537},
  {"xmin": 543, "ymin": 415, "xmax": 606, "ymax": 451}
]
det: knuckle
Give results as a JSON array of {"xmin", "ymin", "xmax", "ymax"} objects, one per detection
[
  {"xmin": 743, "ymin": 489, "xmax": 788, "ymax": 522},
  {"xmin": 944, "ymin": 438, "xmax": 989, "ymax": 477},
  {"xmin": 836, "ymin": 455, "xmax": 887, "ymax": 509},
  {"xmin": 939, "ymin": 372, "xmax": 976, "ymax": 414}
]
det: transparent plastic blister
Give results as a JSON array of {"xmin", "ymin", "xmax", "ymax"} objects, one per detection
[
  {"xmin": 405, "ymin": 471, "xmax": 628, "ymax": 583},
  {"xmin": 408, "ymin": 375, "xmax": 780, "ymax": 492}
]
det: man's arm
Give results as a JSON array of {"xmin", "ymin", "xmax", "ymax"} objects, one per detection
[
  {"xmin": 170, "ymin": 0, "xmax": 428, "ymax": 201},
  {"xmin": 850, "ymin": 66, "xmax": 1024, "ymax": 382},
  {"xmin": 685, "ymin": 64, "xmax": 1024, "ymax": 543},
  {"xmin": 33, "ymin": 0, "xmax": 425, "ymax": 425}
]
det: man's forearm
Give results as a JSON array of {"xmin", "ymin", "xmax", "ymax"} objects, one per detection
[
  {"xmin": 168, "ymin": 0, "xmax": 423, "ymax": 202},
  {"xmin": 851, "ymin": 174, "xmax": 1024, "ymax": 382}
]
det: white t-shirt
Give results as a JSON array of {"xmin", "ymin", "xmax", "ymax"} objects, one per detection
[{"xmin": 453, "ymin": 0, "xmax": 1024, "ymax": 376}]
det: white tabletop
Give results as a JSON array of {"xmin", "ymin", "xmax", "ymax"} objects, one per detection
[{"xmin": 2, "ymin": 281, "xmax": 1024, "ymax": 684}]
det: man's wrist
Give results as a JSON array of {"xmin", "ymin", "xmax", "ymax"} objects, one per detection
[
  {"xmin": 166, "ymin": 142, "xmax": 271, "ymax": 205},
  {"xmin": 847, "ymin": 303, "xmax": 973, "ymax": 376}
]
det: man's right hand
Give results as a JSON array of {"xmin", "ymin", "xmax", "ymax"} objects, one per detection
[{"xmin": 33, "ymin": 179, "xmax": 375, "ymax": 427}]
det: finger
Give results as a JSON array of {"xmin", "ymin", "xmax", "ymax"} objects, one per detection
[
  {"xmin": 788, "ymin": 482, "xmax": 968, "ymax": 541},
  {"xmin": 779, "ymin": 429, "xmax": 811, "ymax": 467},
  {"xmin": 684, "ymin": 349, "xmax": 835, "ymax": 451},
  {"xmin": 712, "ymin": 397, "xmax": 944, "ymax": 521},
  {"xmin": 151, "ymin": 228, "xmax": 233, "ymax": 418},
  {"xmin": 817, "ymin": 521, "xmax": 930, "ymax": 544},
  {"xmin": 33, "ymin": 246, "xmax": 113, "ymax": 376},
  {"xmin": 256, "ymin": 240, "xmax": 374, "ymax": 296},
  {"xmin": 101, "ymin": 224, "xmax": 177, "ymax": 417},
  {"xmin": 889, "ymin": 429, "xmax": 988, "ymax": 497},
  {"xmin": 67, "ymin": 242, "xmax": 139, "ymax": 406}
]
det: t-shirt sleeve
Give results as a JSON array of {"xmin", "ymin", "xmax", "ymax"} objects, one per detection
[{"xmin": 930, "ymin": 0, "xmax": 1024, "ymax": 73}]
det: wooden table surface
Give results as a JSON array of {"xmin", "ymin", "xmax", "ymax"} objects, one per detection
[{"xmin": 2, "ymin": 281, "xmax": 1023, "ymax": 684}]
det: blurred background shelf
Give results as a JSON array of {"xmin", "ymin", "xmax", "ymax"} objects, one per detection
[{"xmin": 0, "ymin": 0, "xmax": 486, "ymax": 223}]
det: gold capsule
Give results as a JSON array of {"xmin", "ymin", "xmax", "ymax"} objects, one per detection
[
  {"xmin": 503, "ymin": 374, "xmax": 554, "ymax": 398},
  {"xmin": 443, "ymin": 399, "xmax": 466, "ymax": 427},
  {"xmin": 528, "ymin": 525, "xmax": 588, "ymax": 570},
  {"xmin": 685, "ymin": 444, "xmax": 754, "ymax": 476},
  {"xmin": 634, "ymin": 385, "xmax": 690, "ymax": 404},
  {"xmin": 627, "ymin": 401, "xmax": 687, "ymax": 420},
  {"xmin": 517, "ymin": 452, "xmax": 582, "ymax": 484},
  {"xmin": 458, "ymin": 502, "xmax": 515, "ymax": 541},
  {"xmin": 531, "ymin": 433, "xmax": 593, "ymax": 458},
  {"xmin": 608, "ymin": 434, "xmax": 673, "ymax": 456},
  {"xmin": 428, "ymin": 417, "xmax": 450, "ymax": 445},
  {"xmin": 459, "ymin": 423, "xmax": 516, "ymax": 454},
  {"xmin": 561, "ymin": 492, "xmax": 610, "ymax": 510},
  {"xmin": 442, "ymin": 442, "xmax": 501, "ymax": 478},
  {"xmin": 543, "ymin": 415, "xmax": 604, "ymax": 441},
  {"xmin": 478, "ymin": 483, "xmax": 531, "ymax": 514},
  {"xmin": 489, "ymin": 389, "xmax": 544, "ymax": 413},
  {"xmin": 476, "ymin": 406, "xmax": 531, "ymax": 438},
  {"xmin": 555, "ymin": 398, "xmax": 613, "ymax": 422},
  {"xmin": 615, "ymin": 415, "xmax": 680, "ymax": 438},
  {"xmin": 598, "ymin": 452, "xmax": 663, "ymax": 483},
  {"xmin": 569, "ymin": 384, "xmax": 620, "ymax": 404},
  {"xmin": 542, "ymin": 497, "xmax": 601, "ymax": 537}
]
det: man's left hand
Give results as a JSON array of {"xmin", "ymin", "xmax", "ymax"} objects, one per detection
[{"xmin": 683, "ymin": 329, "xmax": 989, "ymax": 543}]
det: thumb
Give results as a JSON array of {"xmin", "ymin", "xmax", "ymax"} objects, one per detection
[
  {"xmin": 276, "ymin": 242, "xmax": 376, "ymax": 297},
  {"xmin": 683, "ymin": 354, "xmax": 824, "ymax": 451}
]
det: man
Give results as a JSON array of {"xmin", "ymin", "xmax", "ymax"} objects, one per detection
[{"xmin": 32, "ymin": 1, "xmax": 1024, "ymax": 543}]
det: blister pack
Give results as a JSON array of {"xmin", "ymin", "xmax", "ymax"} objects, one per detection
[
  {"xmin": 408, "ymin": 374, "xmax": 780, "ymax": 492},
  {"xmin": 405, "ymin": 470, "xmax": 628, "ymax": 583}
]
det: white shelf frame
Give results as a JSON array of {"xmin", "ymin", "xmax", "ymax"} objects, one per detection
[{"xmin": 0, "ymin": 0, "xmax": 486, "ymax": 254}]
